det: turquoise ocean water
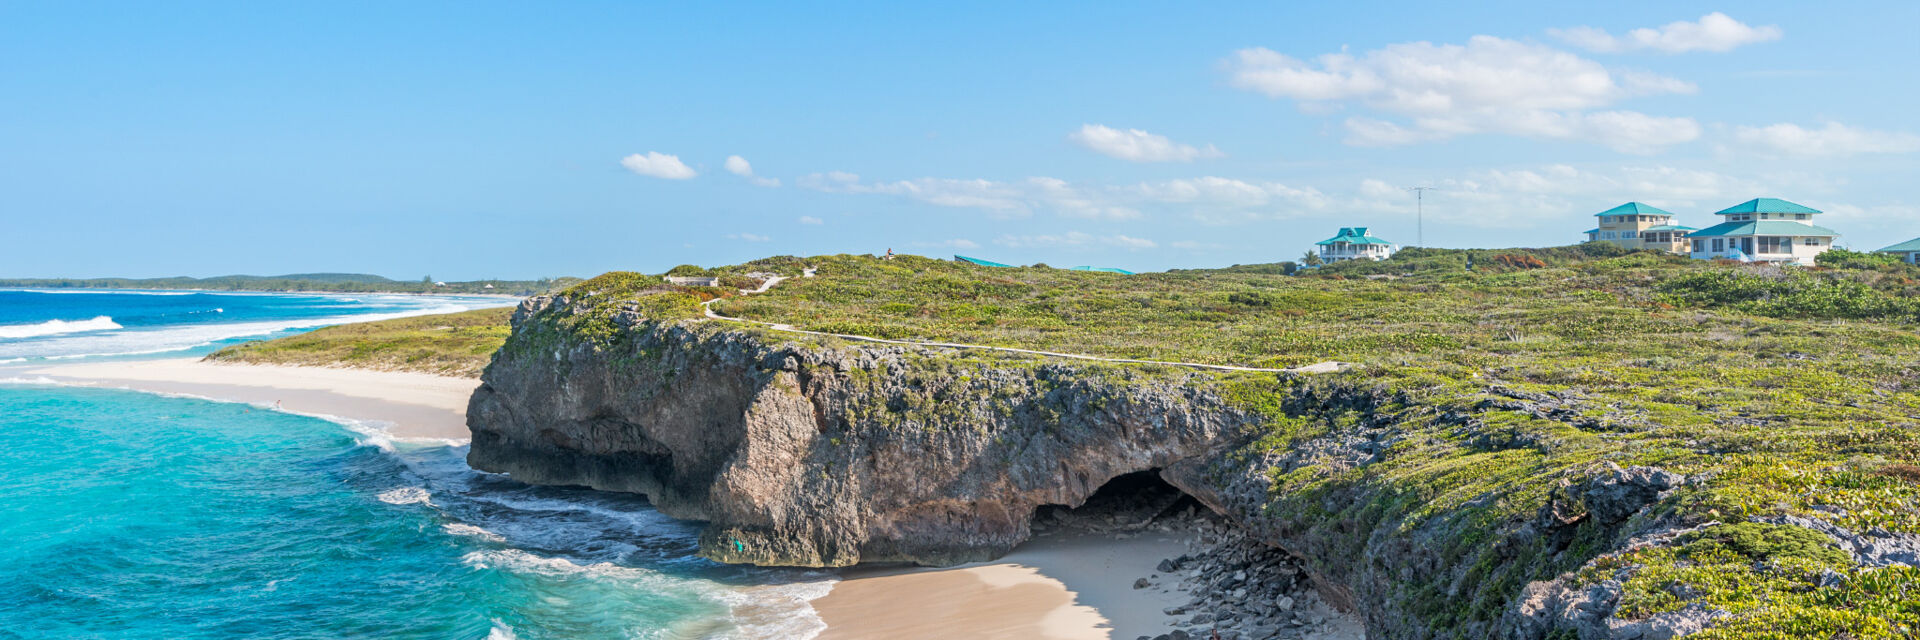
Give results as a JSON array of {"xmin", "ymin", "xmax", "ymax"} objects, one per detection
[{"xmin": 0, "ymin": 291, "xmax": 827, "ymax": 639}]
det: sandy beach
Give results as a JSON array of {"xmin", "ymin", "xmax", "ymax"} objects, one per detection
[
  {"xmin": 18, "ymin": 358, "xmax": 479, "ymax": 439},
  {"xmin": 816, "ymin": 528, "xmax": 1199, "ymax": 640}
]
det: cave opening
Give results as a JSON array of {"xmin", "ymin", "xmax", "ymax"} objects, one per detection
[{"xmin": 1032, "ymin": 469, "xmax": 1211, "ymax": 533}]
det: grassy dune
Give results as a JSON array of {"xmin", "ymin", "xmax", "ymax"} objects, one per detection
[{"xmin": 206, "ymin": 306, "xmax": 514, "ymax": 378}]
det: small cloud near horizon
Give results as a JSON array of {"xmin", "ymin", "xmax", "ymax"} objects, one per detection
[
  {"xmin": 725, "ymin": 155, "xmax": 781, "ymax": 187},
  {"xmin": 620, "ymin": 151, "xmax": 697, "ymax": 180},
  {"xmin": 622, "ymin": 149, "xmax": 698, "ymax": 177},
  {"xmin": 1068, "ymin": 124, "xmax": 1223, "ymax": 162},
  {"xmin": 798, "ymin": 215, "xmax": 824, "ymax": 225},
  {"xmin": 1550, "ymin": 12, "xmax": 1781, "ymax": 54},
  {"xmin": 726, "ymin": 233, "xmax": 771, "ymax": 242}
]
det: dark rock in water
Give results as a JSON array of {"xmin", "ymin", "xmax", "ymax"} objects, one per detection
[
  {"xmin": 1134, "ymin": 577, "xmax": 1151, "ymax": 589},
  {"xmin": 1158, "ymin": 558, "xmax": 1179, "ymax": 573}
]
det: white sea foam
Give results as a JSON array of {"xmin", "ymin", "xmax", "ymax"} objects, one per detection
[
  {"xmin": 376, "ymin": 486, "xmax": 434, "ymax": 505},
  {"xmin": 443, "ymin": 523, "xmax": 508, "ymax": 543},
  {"xmin": 0, "ymin": 301, "xmax": 509, "ymax": 361},
  {"xmin": 0, "ymin": 316, "xmax": 122, "ymax": 339},
  {"xmin": 14, "ymin": 289, "xmax": 197, "ymax": 295},
  {"xmin": 484, "ymin": 621, "xmax": 519, "ymax": 640},
  {"xmin": 0, "ymin": 376, "xmax": 59, "ymax": 385},
  {"xmin": 717, "ymin": 578, "xmax": 836, "ymax": 640}
]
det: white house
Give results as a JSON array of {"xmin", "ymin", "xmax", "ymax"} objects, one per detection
[
  {"xmin": 1685, "ymin": 198, "xmax": 1838, "ymax": 266},
  {"xmin": 1583, "ymin": 202, "xmax": 1694, "ymax": 253},
  {"xmin": 1315, "ymin": 227, "xmax": 1397, "ymax": 262}
]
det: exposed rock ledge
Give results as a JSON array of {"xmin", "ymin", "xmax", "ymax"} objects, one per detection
[
  {"xmin": 464, "ymin": 294, "xmax": 1750, "ymax": 639},
  {"xmin": 467, "ymin": 296, "xmax": 1260, "ymax": 567}
]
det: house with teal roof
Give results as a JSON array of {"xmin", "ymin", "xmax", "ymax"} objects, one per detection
[
  {"xmin": 1584, "ymin": 202, "xmax": 1694, "ymax": 253},
  {"xmin": 1315, "ymin": 227, "xmax": 1396, "ymax": 263},
  {"xmin": 1685, "ymin": 198, "xmax": 1838, "ymax": 265},
  {"xmin": 1876, "ymin": 238, "xmax": 1920, "ymax": 264}
]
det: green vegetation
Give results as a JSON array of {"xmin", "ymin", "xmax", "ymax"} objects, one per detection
[
  {"xmin": 0, "ymin": 273, "xmax": 577, "ymax": 295},
  {"xmin": 658, "ymin": 249, "xmax": 1913, "ymax": 636},
  {"xmin": 206, "ymin": 307, "xmax": 514, "ymax": 377}
]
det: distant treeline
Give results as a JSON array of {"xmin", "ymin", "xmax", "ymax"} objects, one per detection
[{"xmin": 0, "ymin": 273, "xmax": 581, "ymax": 296}]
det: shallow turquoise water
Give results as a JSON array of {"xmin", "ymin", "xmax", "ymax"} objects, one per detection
[{"xmin": 0, "ymin": 385, "xmax": 826, "ymax": 639}]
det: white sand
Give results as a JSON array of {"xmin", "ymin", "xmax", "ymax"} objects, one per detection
[
  {"xmin": 816, "ymin": 528, "xmax": 1198, "ymax": 639},
  {"xmin": 22, "ymin": 358, "xmax": 479, "ymax": 439}
]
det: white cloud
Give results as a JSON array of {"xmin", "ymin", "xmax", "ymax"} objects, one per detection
[
  {"xmin": 799, "ymin": 170, "xmax": 1339, "ymax": 223},
  {"xmin": 723, "ymin": 155, "xmax": 780, "ymax": 187},
  {"xmin": 910, "ymin": 238, "xmax": 981, "ymax": 250},
  {"xmin": 1068, "ymin": 124, "xmax": 1223, "ymax": 162},
  {"xmin": 1732, "ymin": 122, "xmax": 1920, "ymax": 157},
  {"xmin": 1551, "ymin": 13, "xmax": 1782, "ymax": 54},
  {"xmin": 1348, "ymin": 164, "xmax": 1778, "ymax": 230},
  {"xmin": 620, "ymin": 151, "xmax": 697, "ymax": 180},
  {"xmin": 1025, "ymin": 176, "xmax": 1142, "ymax": 220},
  {"xmin": 993, "ymin": 232, "xmax": 1157, "ymax": 250},
  {"xmin": 726, "ymin": 233, "xmax": 770, "ymax": 242},
  {"xmin": 797, "ymin": 215, "xmax": 824, "ymax": 225},
  {"xmin": 1225, "ymin": 36, "xmax": 1699, "ymax": 152},
  {"xmin": 797, "ymin": 172, "xmax": 1032, "ymax": 215}
]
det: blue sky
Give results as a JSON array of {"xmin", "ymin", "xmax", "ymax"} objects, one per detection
[{"xmin": 4, "ymin": 1, "xmax": 1917, "ymax": 279}]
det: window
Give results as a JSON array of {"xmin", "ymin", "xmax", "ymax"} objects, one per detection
[
  {"xmin": 1622, "ymin": 231, "xmax": 1637, "ymax": 238},
  {"xmin": 1712, "ymin": 239, "xmax": 1725, "ymax": 252},
  {"xmin": 1803, "ymin": 238, "xmax": 1821, "ymax": 246},
  {"xmin": 1796, "ymin": 214, "xmax": 1809, "ymax": 220},
  {"xmin": 1691, "ymin": 239, "xmax": 1705, "ymax": 252},
  {"xmin": 1601, "ymin": 231, "xmax": 1615, "ymax": 239},
  {"xmin": 1758, "ymin": 237, "xmax": 1790, "ymax": 254}
]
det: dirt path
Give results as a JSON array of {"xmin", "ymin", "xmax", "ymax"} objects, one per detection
[{"xmin": 700, "ymin": 271, "xmax": 1342, "ymax": 375}]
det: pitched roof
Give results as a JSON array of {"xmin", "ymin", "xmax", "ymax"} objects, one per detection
[
  {"xmin": 1686, "ymin": 220, "xmax": 1840, "ymax": 238},
  {"xmin": 1594, "ymin": 202, "xmax": 1676, "ymax": 217},
  {"xmin": 954, "ymin": 255, "xmax": 1013, "ymax": 268},
  {"xmin": 1716, "ymin": 198, "xmax": 1822, "ymax": 215},
  {"xmin": 1069, "ymin": 266, "xmax": 1136, "ymax": 274},
  {"xmin": 1315, "ymin": 227, "xmax": 1395, "ymax": 246},
  {"xmin": 1642, "ymin": 224, "xmax": 1698, "ymax": 232},
  {"xmin": 1877, "ymin": 237, "xmax": 1920, "ymax": 253}
]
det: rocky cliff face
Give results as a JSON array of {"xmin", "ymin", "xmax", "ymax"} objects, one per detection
[
  {"xmin": 468, "ymin": 295, "xmax": 1259, "ymax": 567},
  {"xmin": 467, "ymin": 294, "xmax": 1730, "ymax": 639}
]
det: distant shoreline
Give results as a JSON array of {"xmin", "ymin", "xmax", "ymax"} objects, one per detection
[{"xmin": 0, "ymin": 286, "xmax": 524, "ymax": 299}]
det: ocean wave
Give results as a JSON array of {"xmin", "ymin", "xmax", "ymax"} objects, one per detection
[
  {"xmin": 444, "ymin": 523, "xmax": 508, "ymax": 543},
  {"xmin": 0, "ymin": 302, "xmax": 509, "ymax": 361},
  {"xmin": 0, "ymin": 376, "xmax": 59, "ymax": 385},
  {"xmin": 0, "ymin": 316, "xmax": 122, "ymax": 339},
  {"xmin": 376, "ymin": 486, "xmax": 434, "ymax": 505},
  {"xmin": 716, "ymin": 579, "xmax": 836, "ymax": 640},
  {"xmin": 13, "ymin": 289, "xmax": 197, "ymax": 295}
]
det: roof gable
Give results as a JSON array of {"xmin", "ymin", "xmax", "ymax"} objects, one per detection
[
  {"xmin": 1594, "ymin": 201, "xmax": 1676, "ymax": 217},
  {"xmin": 1686, "ymin": 220, "xmax": 1840, "ymax": 238},
  {"xmin": 1716, "ymin": 198, "xmax": 1821, "ymax": 215},
  {"xmin": 1316, "ymin": 227, "xmax": 1395, "ymax": 245},
  {"xmin": 1877, "ymin": 237, "xmax": 1920, "ymax": 253}
]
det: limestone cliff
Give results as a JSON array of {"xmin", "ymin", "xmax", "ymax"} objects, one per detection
[
  {"xmin": 467, "ymin": 294, "xmax": 1258, "ymax": 567},
  {"xmin": 465, "ymin": 291, "xmax": 1870, "ymax": 640}
]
